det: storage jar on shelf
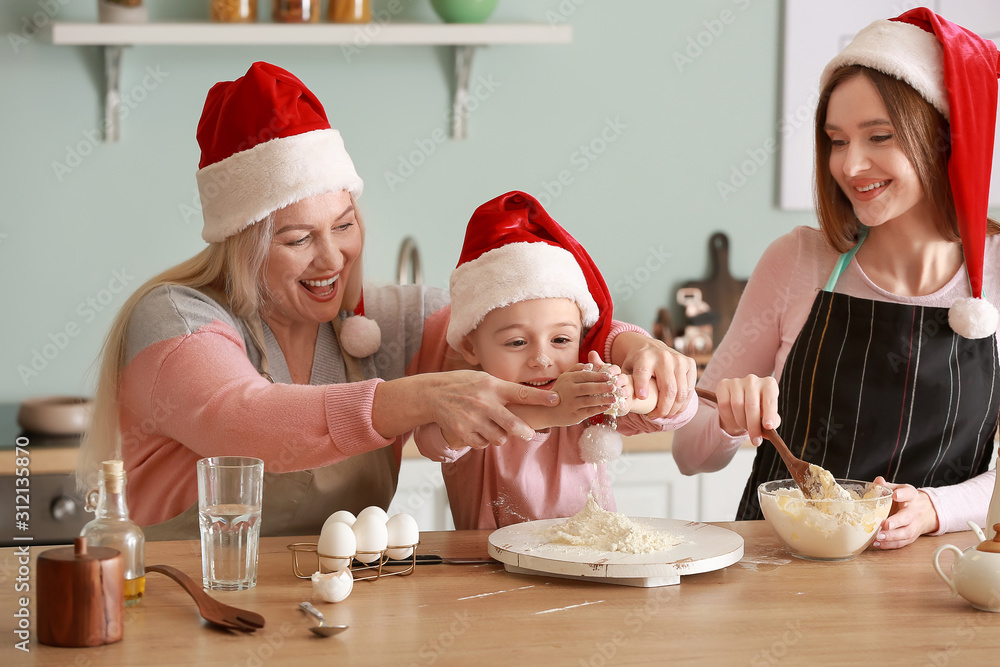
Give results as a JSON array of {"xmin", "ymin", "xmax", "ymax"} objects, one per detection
[
  {"xmin": 329, "ymin": 0, "xmax": 371, "ymax": 23},
  {"xmin": 273, "ymin": 0, "xmax": 321, "ymax": 23},
  {"xmin": 210, "ymin": 0, "xmax": 257, "ymax": 23}
]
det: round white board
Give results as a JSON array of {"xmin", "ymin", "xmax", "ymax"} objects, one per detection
[{"xmin": 488, "ymin": 518, "xmax": 744, "ymax": 588}]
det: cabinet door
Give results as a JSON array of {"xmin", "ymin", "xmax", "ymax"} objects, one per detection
[
  {"xmin": 609, "ymin": 452, "xmax": 701, "ymax": 520},
  {"xmin": 389, "ymin": 458, "xmax": 454, "ymax": 531},
  {"xmin": 698, "ymin": 447, "xmax": 757, "ymax": 522}
]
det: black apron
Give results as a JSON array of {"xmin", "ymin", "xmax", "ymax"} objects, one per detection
[{"xmin": 736, "ymin": 231, "xmax": 1000, "ymax": 520}]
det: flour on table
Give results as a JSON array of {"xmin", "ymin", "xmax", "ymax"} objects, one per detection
[{"xmin": 546, "ymin": 495, "xmax": 687, "ymax": 554}]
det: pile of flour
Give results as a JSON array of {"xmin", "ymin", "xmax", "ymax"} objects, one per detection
[{"xmin": 546, "ymin": 496, "xmax": 686, "ymax": 554}]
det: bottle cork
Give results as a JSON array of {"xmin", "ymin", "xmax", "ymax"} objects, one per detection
[{"xmin": 102, "ymin": 459, "xmax": 124, "ymax": 493}]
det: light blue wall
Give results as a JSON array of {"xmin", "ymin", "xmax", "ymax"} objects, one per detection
[{"xmin": 2, "ymin": 0, "xmax": 817, "ymax": 401}]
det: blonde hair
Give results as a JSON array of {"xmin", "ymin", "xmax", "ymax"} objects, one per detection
[
  {"xmin": 77, "ymin": 193, "xmax": 366, "ymax": 492},
  {"xmin": 815, "ymin": 65, "xmax": 999, "ymax": 252}
]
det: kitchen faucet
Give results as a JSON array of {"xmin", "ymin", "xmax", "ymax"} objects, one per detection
[{"xmin": 396, "ymin": 237, "xmax": 422, "ymax": 286}]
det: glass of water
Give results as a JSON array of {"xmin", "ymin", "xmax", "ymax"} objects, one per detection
[{"xmin": 196, "ymin": 456, "xmax": 263, "ymax": 591}]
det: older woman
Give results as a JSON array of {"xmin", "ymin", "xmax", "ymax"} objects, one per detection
[
  {"xmin": 79, "ymin": 62, "xmax": 693, "ymax": 539},
  {"xmin": 673, "ymin": 9, "xmax": 1000, "ymax": 548}
]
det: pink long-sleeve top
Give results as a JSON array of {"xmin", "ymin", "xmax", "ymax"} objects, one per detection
[
  {"xmin": 410, "ymin": 306, "xmax": 698, "ymax": 529},
  {"xmin": 121, "ymin": 283, "xmax": 446, "ymax": 527},
  {"xmin": 672, "ymin": 226, "xmax": 1000, "ymax": 534}
]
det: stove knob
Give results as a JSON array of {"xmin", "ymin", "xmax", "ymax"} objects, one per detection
[{"xmin": 51, "ymin": 495, "xmax": 78, "ymax": 521}]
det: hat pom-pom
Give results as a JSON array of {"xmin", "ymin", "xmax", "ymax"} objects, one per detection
[
  {"xmin": 340, "ymin": 315, "xmax": 381, "ymax": 357},
  {"xmin": 579, "ymin": 424, "xmax": 623, "ymax": 464},
  {"xmin": 949, "ymin": 297, "xmax": 999, "ymax": 339}
]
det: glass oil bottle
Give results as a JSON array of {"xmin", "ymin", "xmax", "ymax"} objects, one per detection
[{"xmin": 81, "ymin": 460, "xmax": 146, "ymax": 606}]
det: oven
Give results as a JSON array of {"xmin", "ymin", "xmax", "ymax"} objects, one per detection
[{"xmin": 1, "ymin": 404, "xmax": 91, "ymax": 547}]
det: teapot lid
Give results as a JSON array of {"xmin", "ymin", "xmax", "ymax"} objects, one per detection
[{"xmin": 976, "ymin": 524, "xmax": 1000, "ymax": 553}]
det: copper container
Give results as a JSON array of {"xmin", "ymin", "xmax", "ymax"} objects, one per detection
[{"xmin": 37, "ymin": 538, "xmax": 124, "ymax": 647}]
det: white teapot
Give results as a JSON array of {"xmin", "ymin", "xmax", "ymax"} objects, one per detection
[{"xmin": 933, "ymin": 523, "xmax": 1000, "ymax": 612}]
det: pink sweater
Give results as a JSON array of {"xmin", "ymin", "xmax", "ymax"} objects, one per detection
[
  {"xmin": 411, "ymin": 307, "xmax": 698, "ymax": 529},
  {"xmin": 672, "ymin": 226, "xmax": 1000, "ymax": 534}
]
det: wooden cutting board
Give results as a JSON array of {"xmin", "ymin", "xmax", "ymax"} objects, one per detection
[
  {"xmin": 681, "ymin": 232, "xmax": 747, "ymax": 347},
  {"xmin": 487, "ymin": 518, "xmax": 744, "ymax": 588}
]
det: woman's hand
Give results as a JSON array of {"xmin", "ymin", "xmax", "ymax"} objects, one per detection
[
  {"xmin": 870, "ymin": 476, "xmax": 940, "ymax": 549},
  {"xmin": 610, "ymin": 332, "xmax": 696, "ymax": 419},
  {"xmin": 713, "ymin": 375, "xmax": 781, "ymax": 445},
  {"xmin": 427, "ymin": 370, "xmax": 561, "ymax": 450}
]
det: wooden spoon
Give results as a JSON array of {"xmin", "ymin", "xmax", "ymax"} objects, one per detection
[
  {"xmin": 694, "ymin": 388, "xmax": 846, "ymax": 500},
  {"xmin": 147, "ymin": 564, "xmax": 265, "ymax": 632}
]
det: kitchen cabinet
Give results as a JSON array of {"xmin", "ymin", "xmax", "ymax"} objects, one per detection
[
  {"xmin": 45, "ymin": 21, "xmax": 572, "ymax": 141},
  {"xmin": 390, "ymin": 441, "xmax": 757, "ymax": 530}
]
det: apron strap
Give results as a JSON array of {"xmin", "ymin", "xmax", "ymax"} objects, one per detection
[{"xmin": 824, "ymin": 225, "xmax": 869, "ymax": 292}]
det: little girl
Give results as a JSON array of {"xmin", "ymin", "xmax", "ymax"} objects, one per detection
[{"xmin": 412, "ymin": 191, "xmax": 696, "ymax": 529}]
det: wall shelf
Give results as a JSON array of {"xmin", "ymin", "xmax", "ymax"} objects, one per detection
[{"xmin": 46, "ymin": 22, "xmax": 572, "ymax": 142}]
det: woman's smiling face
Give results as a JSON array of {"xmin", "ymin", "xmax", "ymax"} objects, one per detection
[
  {"xmin": 263, "ymin": 190, "xmax": 362, "ymax": 326},
  {"xmin": 824, "ymin": 74, "xmax": 929, "ymax": 229}
]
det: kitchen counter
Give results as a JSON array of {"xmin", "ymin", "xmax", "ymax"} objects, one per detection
[{"xmin": 4, "ymin": 523, "xmax": 995, "ymax": 664}]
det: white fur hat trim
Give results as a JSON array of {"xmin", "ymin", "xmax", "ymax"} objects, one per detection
[
  {"xmin": 447, "ymin": 242, "xmax": 599, "ymax": 350},
  {"xmin": 949, "ymin": 297, "xmax": 999, "ymax": 340},
  {"xmin": 197, "ymin": 129, "xmax": 364, "ymax": 243},
  {"xmin": 821, "ymin": 19, "xmax": 948, "ymax": 119}
]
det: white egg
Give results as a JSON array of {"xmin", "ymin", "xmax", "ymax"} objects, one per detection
[
  {"xmin": 325, "ymin": 509, "xmax": 357, "ymax": 528},
  {"xmin": 385, "ymin": 513, "xmax": 419, "ymax": 560},
  {"xmin": 311, "ymin": 569, "xmax": 353, "ymax": 603},
  {"xmin": 356, "ymin": 505, "xmax": 388, "ymax": 524},
  {"xmin": 317, "ymin": 520, "xmax": 356, "ymax": 572},
  {"xmin": 352, "ymin": 515, "xmax": 388, "ymax": 563}
]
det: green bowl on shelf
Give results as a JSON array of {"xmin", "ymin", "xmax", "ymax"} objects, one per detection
[{"xmin": 430, "ymin": 0, "xmax": 498, "ymax": 23}]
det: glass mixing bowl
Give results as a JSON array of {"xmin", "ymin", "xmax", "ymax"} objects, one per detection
[{"xmin": 758, "ymin": 479, "xmax": 892, "ymax": 561}]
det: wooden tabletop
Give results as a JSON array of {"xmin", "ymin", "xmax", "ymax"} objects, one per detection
[{"xmin": 4, "ymin": 523, "xmax": 997, "ymax": 665}]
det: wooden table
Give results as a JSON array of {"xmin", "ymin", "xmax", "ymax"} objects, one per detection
[{"xmin": 4, "ymin": 523, "xmax": 997, "ymax": 665}]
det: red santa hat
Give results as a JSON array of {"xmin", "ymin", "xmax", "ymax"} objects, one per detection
[
  {"xmin": 446, "ymin": 191, "xmax": 613, "ymax": 363},
  {"xmin": 821, "ymin": 8, "xmax": 1000, "ymax": 339},
  {"xmin": 196, "ymin": 61, "xmax": 379, "ymax": 356}
]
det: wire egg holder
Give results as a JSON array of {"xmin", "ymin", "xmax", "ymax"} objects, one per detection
[{"xmin": 286, "ymin": 540, "xmax": 420, "ymax": 581}]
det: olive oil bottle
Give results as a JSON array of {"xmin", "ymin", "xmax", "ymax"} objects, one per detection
[{"xmin": 81, "ymin": 460, "xmax": 145, "ymax": 606}]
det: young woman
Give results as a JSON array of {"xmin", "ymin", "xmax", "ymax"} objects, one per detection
[{"xmin": 673, "ymin": 9, "xmax": 1000, "ymax": 548}]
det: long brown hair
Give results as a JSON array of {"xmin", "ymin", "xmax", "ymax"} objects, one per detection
[{"xmin": 814, "ymin": 65, "xmax": 999, "ymax": 252}]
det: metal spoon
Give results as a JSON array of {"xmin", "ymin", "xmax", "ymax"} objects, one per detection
[{"xmin": 299, "ymin": 602, "xmax": 348, "ymax": 637}]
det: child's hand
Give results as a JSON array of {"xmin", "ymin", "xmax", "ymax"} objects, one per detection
[{"xmin": 546, "ymin": 364, "xmax": 619, "ymax": 427}]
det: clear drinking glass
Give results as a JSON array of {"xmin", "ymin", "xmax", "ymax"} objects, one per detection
[{"xmin": 197, "ymin": 456, "xmax": 264, "ymax": 590}]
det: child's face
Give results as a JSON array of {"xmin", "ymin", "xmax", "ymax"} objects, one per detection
[{"xmin": 460, "ymin": 298, "xmax": 582, "ymax": 390}]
